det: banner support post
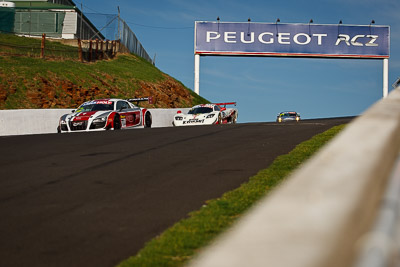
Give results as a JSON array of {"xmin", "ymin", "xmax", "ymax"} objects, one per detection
[
  {"xmin": 383, "ymin": 58, "xmax": 389, "ymax": 98},
  {"xmin": 194, "ymin": 54, "xmax": 200, "ymax": 95}
]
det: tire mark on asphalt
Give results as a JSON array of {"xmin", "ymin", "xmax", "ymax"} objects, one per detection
[{"xmin": 0, "ymin": 125, "xmax": 246, "ymax": 204}]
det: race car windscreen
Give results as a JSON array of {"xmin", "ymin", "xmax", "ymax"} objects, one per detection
[
  {"xmin": 77, "ymin": 102, "xmax": 114, "ymax": 112},
  {"xmin": 282, "ymin": 113, "xmax": 298, "ymax": 117},
  {"xmin": 188, "ymin": 107, "xmax": 213, "ymax": 114}
]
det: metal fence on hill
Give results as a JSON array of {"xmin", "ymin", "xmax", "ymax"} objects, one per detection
[
  {"xmin": 118, "ymin": 18, "xmax": 153, "ymax": 64},
  {"xmin": 84, "ymin": 12, "xmax": 153, "ymax": 64}
]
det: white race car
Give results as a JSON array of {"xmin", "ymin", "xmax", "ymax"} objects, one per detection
[{"xmin": 173, "ymin": 102, "xmax": 238, "ymax": 126}]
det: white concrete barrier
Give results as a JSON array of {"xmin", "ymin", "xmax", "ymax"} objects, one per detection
[
  {"xmin": 188, "ymin": 88, "xmax": 400, "ymax": 267},
  {"xmin": 0, "ymin": 109, "xmax": 70, "ymax": 136},
  {"xmin": 0, "ymin": 108, "xmax": 190, "ymax": 136},
  {"xmin": 150, "ymin": 108, "xmax": 190, "ymax": 128}
]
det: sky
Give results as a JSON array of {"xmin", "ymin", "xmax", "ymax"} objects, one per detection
[{"xmin": 76, "ymin": 0, "xmax": 400, "ymax": 123}]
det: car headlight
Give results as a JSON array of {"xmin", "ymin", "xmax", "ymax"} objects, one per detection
[
  {"xmin": 93, "ymin": 117, "xmax": 107, "ymax": 123},
  {"xmin": 278, "ymin": 117, "xmax": 282, "ymax": 122},
  {"xmin": 90, "ymin": 114, "xmax": 110, "ymax": 130},
  {"xmin": 175, "ymin": 116, "xmax": 183, "ymax": 121},
  {"xmin": 206, "ymin": 114, "xmax": 215, "ymax": 119}
]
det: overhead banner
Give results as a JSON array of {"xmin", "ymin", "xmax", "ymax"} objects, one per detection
[{"xmin": 195, "ymin": 21, "xmax": 390, "ymax": 59}]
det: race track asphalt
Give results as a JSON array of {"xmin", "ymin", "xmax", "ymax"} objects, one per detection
[{"xmin": 0, "ymin": 118, "xmax": 353, "ymax": 267}]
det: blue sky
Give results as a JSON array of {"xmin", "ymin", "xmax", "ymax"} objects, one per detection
[{"xmin": 77, "ymin": 0, "xmax": 400, "ymax": 123}]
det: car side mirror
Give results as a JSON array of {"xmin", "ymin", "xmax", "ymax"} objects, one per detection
[{"xmin": 72, "ymin": 110, "xmax": 75, "ymax": 113}]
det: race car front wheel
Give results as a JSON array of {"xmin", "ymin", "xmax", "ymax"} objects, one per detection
[{"xmin": 231, "ymin": 112, "xmax": 237, "ymax": 124}]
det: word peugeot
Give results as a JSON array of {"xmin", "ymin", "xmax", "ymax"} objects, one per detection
[{"xmin": 195, "ymin": 22, "xmax": 390, "ymax": 59}]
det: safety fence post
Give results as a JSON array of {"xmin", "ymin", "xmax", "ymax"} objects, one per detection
[
  {"xmin": 40, "ymin": 33, "xmax": 46, "ymax": 59},
  {"xmin": 95, "ymin": 39, "xmax": 98, "ymax": 60},
  {"xmin": 89, "ymin": 40, "xmax": 92, "ymax": 62},
  {"xmin": 78, "ymin": 39, "xmax": 83, "ymax": 63}
]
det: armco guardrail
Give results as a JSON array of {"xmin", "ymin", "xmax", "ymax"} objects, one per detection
[
  {"xmin": 0, "ymin": 108, "xmax": 189, "ymax": 136},
  {"xmin": 188, "ymin": 88, "xmax": 400, "ymax": 267}
]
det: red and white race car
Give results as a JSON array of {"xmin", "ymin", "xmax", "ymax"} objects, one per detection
[
  {"xmin": 57, "ymin": 98, "xmax": 152, "ymax": 133},
  {"xmin": 173, "ymin": 102, "xmax": 238, "ymax": 126}
]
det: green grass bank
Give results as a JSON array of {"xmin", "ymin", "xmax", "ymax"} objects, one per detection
[{"xmin": 118, "ymin": 124, "xmax": 347, "ymax": 267}]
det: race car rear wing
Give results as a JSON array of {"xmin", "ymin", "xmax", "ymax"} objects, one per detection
[
  {"xmin": 127, "ymin": 97, "xmax": 154, "ymax": 105},
  {"xmin": 214, "ymin": 102, "xmax": 236, "ymax": 107}
]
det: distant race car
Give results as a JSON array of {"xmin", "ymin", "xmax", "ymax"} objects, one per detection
[
  {"xmin": 276, "ymin": 111, "xmax": 301, "ymax": 123},
  {"xmin": 57, "ymin": 98, "xmax": 152, "ymax": 133},
  {"xmin": 173, "ymin": 102, "xmax": 238, "ymax": 126}
]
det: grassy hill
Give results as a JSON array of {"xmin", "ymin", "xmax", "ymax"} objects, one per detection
[{"xmin": 0, "ymin": 33, "xmax": 208, "ymax": 109}]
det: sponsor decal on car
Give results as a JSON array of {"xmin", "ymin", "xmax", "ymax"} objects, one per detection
[
  {"xmin": 120, "ymin": 115, "xmax": 126, "ymax": 127},
  {"xmin": 183, "ymin": 118, "xmax": 205, "ymax": 124},
  {"xmin": 126, "ymin": 114, "xmax": 134, "ymax": 123},
  {"xmin": 82, "ymin": 100, "xmax": 113, "ymax": 106},
  {"xmin": 73, "ymin": 122, "xmax": 84, "ymax": 127},
  {"xmin": 197, "ymin": 104, "xmax": 214, "ymax": 109}
]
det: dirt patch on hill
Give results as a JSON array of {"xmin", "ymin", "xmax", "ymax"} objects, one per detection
[
  {"xmin": 134, "ymin": 78, "xmax": 193, "ymax": 108},
  {"xmin": 0, "ymin": 73, "xmax": 196, "ymax": 109}
]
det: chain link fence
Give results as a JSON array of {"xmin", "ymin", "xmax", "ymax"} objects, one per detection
[
  {"xmin": 84, "ymin": 12, "xmax": 153, "ymax": 64},
  {"xmin": 118, "ymin": 18, "xmax": 153, "ymax": 63}
]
